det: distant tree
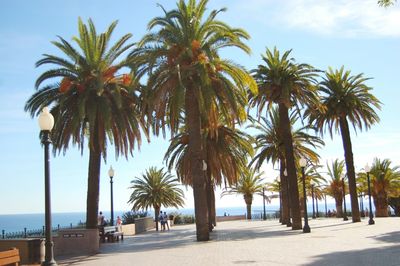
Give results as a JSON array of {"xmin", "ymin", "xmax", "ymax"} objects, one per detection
[
  {"xmin": 128, "ymin": 167, "xmax": 185, "ymax": 231},
  {"xmin": 25, "ymin": 18, "xmax": 146, "ymax": 229},
  {"xmin": 357, "ymin": 159, "xmax": 400, "ymax": 217},
  {"xmin": 221, "ymin": 168, "xmax": 268, "ymax": 219},
  {"xmin": 325, "ymin": 159, "xmax": 346, "ymax": 217}
]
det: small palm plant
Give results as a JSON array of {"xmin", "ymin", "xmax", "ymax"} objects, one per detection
[
  {"xmin": 325, "ymin": 159, "xmax": 346, "ymax": 217},
  {"xmin": 222, "ymin": 168, "xmax": 268, "ymax": 219},
  {"xmin": 357, "ymin": 159, "xmax": 400, "ymax": 217},
  {"xmin": 128, "ymin": 167, "xmax": 185, "ymax": 231}
]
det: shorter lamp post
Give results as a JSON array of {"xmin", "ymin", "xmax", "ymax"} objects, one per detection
[
  {"xmin": 365, "ymin": 164, "xmax": 375, "ymax": 225},
  {"xmin": 277, "ymin": 176, "xmax": 282, "ymax": 223},
  {"xmin": 359, "ymin": 193, "xmax": 365, "ymax": 217},
  {"xmin": 300, "ymin": 157, "xmax": 310, "ymax": 233},
  {"xmin": 108, "ymin": 166, "xmax": 115, "ymax": 226},
  {"xmin": 311, "ymin": 183, "xmax": 316, "ymax": 219},
  {"xmin": 262, "ymin": 187, "xmax": 266, "ymax": 220},
  {"xmin": 342, "ymin": 176, "xmax": 349, "ymax": 221},
  {"xmin": 284, "ymin": 169, "xmax": 292, "ymax": 227},
  {"xmin": 39, "ymin": 107, "xmax": 57, "ymax": 266},
  {"xmin": 324, "ymin": 194, "xmax": 328, "ymax": 217}
]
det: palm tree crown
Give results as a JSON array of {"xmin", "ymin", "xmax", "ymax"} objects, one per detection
[
  {"xmin": 24, "ymin": 18, "xmax": 146, "ymax": 228},
  {"xmin": 128, "ymin": 167, "xmax": 185, "ymax": 230}
]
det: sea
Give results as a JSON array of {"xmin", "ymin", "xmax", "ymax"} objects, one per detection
[{"xmin": 0, "ymin": 203, "xmax": 353, "ymax": 233}]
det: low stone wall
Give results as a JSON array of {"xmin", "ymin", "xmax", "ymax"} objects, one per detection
[
  {"xmin": 53, "ymin": 228, "xmax": 99, "ymax": 257},
  {"xmin": 121, "ymin": 224, "xmax": 135, "ymax": 236},
  {"xmin": 134, "ymin": 217, "xmax": 155, "ymax": 234},
  {"xmin": 216, "ymin": 215, "xmax": 246, "ymax": 222},
  {"xmin": 0, "ymin": 238, "xmax": 44, "ymax": 265}
]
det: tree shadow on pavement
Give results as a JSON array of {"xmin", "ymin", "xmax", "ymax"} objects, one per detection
[
  {"xmin": 305, "ymin": 245, "xmax": 400, "ymax": 266},
  {"xmin": 368, "ymin": 231, "xmax": 400, "ymax": 244}
]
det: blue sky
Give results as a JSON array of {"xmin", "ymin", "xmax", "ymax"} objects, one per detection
[{"xmin": 0, "ymin": 0, "xmax": 399, "ymax": 215}]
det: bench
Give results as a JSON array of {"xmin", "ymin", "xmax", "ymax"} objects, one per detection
[
  {"xmin": 0, "ymin": 248, "xmax": 20, "ymax": 266},
  {"xmin": 99, "ymin": 226, "xmax": 124, "ymax": 243}
]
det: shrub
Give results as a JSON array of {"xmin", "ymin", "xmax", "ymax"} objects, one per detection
[
  {"xmin": 122, "ymin": 211, "xmax": 148, "ymax": 224},
  {"xmin": 171, "ymin": 212, "xmax": 195, "ymax": 225}
]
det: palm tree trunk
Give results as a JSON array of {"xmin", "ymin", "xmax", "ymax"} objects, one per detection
[
  {"xmin": 339, "ymin": 117, "xmax": 361, "ymax": 222},
  {"xmin": 86, "ymin": 124, "xmax": 102, "ymax": 229},
  {"xmin": 206, "ymin": 168, "xmax": 214, "ymax": 232},
  {"xmin": 279, "ymin": 103, "xmax": 302, "ymax": 230},
  {"xmin": 186, "ymin": 87, "xmax": 209, "ymax": 241},
  {"xmin": 211, "ymin": 185, "xmax": 216, "ymax": 227},
  {"xmin": 374, "ymin": 192, "xmax": 389, "ymax": 217},
  {"xmin": 280, "ymin": 159, "xmax": 289, "ymax": 225},
  {"xmin": 335, "ymin": 202, "xmax": 343, "ymax": 218},
  {"xmin": 154, "ymin": 206, "xmax": 160, "ymax": 231},
  {"xmin": 244, "ymin": 195, "xmax": 253, "ymax": 220}
]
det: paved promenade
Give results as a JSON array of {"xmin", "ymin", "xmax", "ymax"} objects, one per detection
[{"xmin": 59, "ymin": 217, "xmax": 399, "ymax": 266}]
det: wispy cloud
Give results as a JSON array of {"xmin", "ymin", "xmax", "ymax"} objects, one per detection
[{"xmin": 230, "ymin": 0, "xmax": 400, "ymax": 38}]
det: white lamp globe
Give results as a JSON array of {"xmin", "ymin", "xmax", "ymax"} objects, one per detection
[
  {"xmin": 364, "ymin": 163, "xmax": 371, "ymax": 173},
  {"xmin": 108, "ymin": 166, "xmax": 115, "ymax": 177},
  {"xmin": 299, "ymin": 157, "xmax": 307, "ymax": 167},
  {"xmin": 38, "ymin": 107, "xmax": 54, "ymax": 131}
]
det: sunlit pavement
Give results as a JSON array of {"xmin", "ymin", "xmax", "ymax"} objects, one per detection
[{"xmin": 58, "ymin": 217, "xmax": 400, "ymax": 266}]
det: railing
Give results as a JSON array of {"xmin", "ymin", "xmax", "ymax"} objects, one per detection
[{"xmin": 1, "ymin": 223, "xmax": 86, "ymax": 239}]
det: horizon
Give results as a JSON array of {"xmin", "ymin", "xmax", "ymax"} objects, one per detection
[{"xmin": 0, "ymin": 0, "xmax": 399, "ymax": 215}]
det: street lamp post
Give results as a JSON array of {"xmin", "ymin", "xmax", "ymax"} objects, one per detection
[
  {"xmin": 324, "ymin": 194, "xmax": 328, "ymax": 217},
  {"xmin": 311, "ymin": 184, "xmax": 316, "ymax": 219},
  {"xmin": 263, "ymin": 187, "xmax": 266, "ymax": 220},
  {"xmin": 342, "ymin": 177, "xmax": 349, "ymax": 221},
  {"xmin": 359, "ymin": 193, "xmax": 365, "ymax": 218},
  {"xmin": 277, "ymin": 176, "xmax": 282, "ymax": 223},
  {"xmin": 300, "ymin": 157, "xmax": 310, "ymax": 233},
  {"xmin": 365, "ymin": 164, "xmax": 375, "ymax": 225},
  {"xmin": 284, "ymin": 169, "xmax": 292, "ymax": 227},
  {"xmin": 108, "ymin": 166, "xmax": 115, "ymax": 226},
  {"xmin": 38, "ymin": 107, "xmax": 57, "ymax": 266}
]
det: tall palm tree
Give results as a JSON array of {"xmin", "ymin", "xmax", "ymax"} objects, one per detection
[
  {"xmin": 25, "ymin": 18, "xmax": 146, "ymax": 228},
  {"xmin": 248, "ymin": 108, "xmax": 323, "ymax": 225},
  {"xmin": 128, "ymin": 167, "xmax": 185, "ymax": 231},
  {"xmin": 357, "ymin": 158, "xmax": 400, "ymax": 217},
  {"xmin": 325, "ymin": 159, "xmax": 346, "ymax": 217},
  {"xmin": 221, "ymin": 168, "xmax": 268, "ymax": 219},
  {"xmin": 132, "ymin": 0, "xmax": 256, "ymax": 241},
  {"xmin": 307, "ymin": 66, "xmax": 381, "ymax": 222},
  {"xmin": 250, "ymin": 47, "xmax": 319, "ymax": 229}
]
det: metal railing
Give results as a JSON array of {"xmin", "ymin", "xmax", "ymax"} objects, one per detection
[{"xmin": 1, "ymin": 223, "xmax": 86, "ymax": 239}]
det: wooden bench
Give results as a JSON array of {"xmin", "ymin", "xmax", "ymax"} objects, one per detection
[
  {"xmin": 0, "ymin": 248, "xmax": 20, "ymax": 266},
  {"xmin": 99, "ymin": 226, "xmax": 124, "ymax": 243}
]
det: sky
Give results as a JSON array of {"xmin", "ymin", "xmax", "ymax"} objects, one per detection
[{"xmin": 0, "ymin": 0, "xmax": 399, "ymax": 215}]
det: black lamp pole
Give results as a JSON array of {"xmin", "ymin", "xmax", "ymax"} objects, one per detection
[
  {"xmin": 311, "ymin": 184, "xmax": 316, "ymax": 219},
  {"xmin": 301, "ymin": 164, "xmax": 310, "ymax": 233},
  {"xmin": 342, "ymin": 178, "xmax": 349, "ymax": 221},
  {"xmin": 278, "ymin": 181, "xmax": 282, "ymax": 223},
  {"xmin": 39, "ymin": 108, "xmax": 57, "ymax": 266},
  {"xmin": 366, "ymin": 171, "xmax": 375, "ymax": 225},
  {"xmin": 263, "ymin": 187, "xmax": 266, "ymax": 220},
  {"xmin": 316, "ymin": 193, "xmax": 319, "ymax": 218},
  {"xmin": 324, "ymin": 194, "xmax": 328, "ymax": 217},
  {"xmin": 109, "ymin": 166, "xmax": 115, "ymax": 226}
]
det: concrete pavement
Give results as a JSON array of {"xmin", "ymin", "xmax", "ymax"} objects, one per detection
[{"xmin": 58, "ymin": 217, "xmax": 400, "ymax": 266}]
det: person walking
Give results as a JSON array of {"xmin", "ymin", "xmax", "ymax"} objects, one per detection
[
  {"xmin": 163, "ymin": 212, "xmax": 170, "ymax": 231},
  {"xmin": 159, "ymin": 210, "xmax": 165, "ymax": 231}
]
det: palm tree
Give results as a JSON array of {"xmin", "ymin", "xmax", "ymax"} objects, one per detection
[
  {"xmin": 307, "ymin": 66, "xmax": 381, "ymax": 222},
  {"xmin": 325, "ymin": 159, "xmax": 346, "ymax": 217},
  {"xmin": 24, "ymin": 18, "xmax": 146, "ymax": 228},
  {"xmin": 128, "ymin": 167, "xmax": 185, "ymax": 231},
  {"xmin": 132, "ymin": 0, "xmax": 256, "ymax": 241},
  {"xmin": 250, "ymin": 47, "xmax": 319, "ymax": 229},
  {"xmin": 357, "ymin": 159, "xmax": 400, "ymax": 217},
  {"xmin": 222, "ymin": 168, "xmax": 268, "ymax": 219},
  {"xmin": 165, "ymin": 122, "xmax": 253, "ymax": 230},
  {"xmin": 248, "ymin": 108, "xmax": 323, "ymax": 225}
]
